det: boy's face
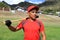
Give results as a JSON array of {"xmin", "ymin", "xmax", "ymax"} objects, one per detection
[{"xmin": 28, "ymin": 9, "xmax": 38, "ymax": 20}]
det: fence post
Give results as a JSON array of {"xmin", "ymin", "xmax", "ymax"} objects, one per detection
[{"xmin": 2, "ymin": 7, "xmax": 4, "ymax": 12}]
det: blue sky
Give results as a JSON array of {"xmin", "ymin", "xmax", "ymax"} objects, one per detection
[
  {"xmin": 26, "ymin": 0, "xmax": 45, "ymax": 4},
  {"xmin": 0, "ymin": 0, "xmax": 45, "ymax": 5}
]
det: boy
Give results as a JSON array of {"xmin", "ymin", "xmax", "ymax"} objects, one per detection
[{"xmin": 5, "ymin": 5, "xmax": 46, "ymax": 40}]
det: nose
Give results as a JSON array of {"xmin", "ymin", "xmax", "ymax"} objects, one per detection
[
  {"xmin": 33, "ymin": 12, "xmax": 37, "ymax": 15},
  {"xmin": 33, "ymin": 12, "xmax": 36, "ymax": 14}
]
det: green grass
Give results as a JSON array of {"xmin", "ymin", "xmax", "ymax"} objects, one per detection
[
  {"xmin": 44, "ymin": 22, "xmax": 60, "ymax": 40},
  {"xmin": 0, "ymin": 12, "xmax": 60, "ymax": 40},
  {"xmin": 0, "ymin": 22, "xmax": 24, "ymax": 40}
]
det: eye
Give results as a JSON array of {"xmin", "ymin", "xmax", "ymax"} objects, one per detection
[
  {"xmin": 32, "ymin": 11, "xmax": 35, "ymax": 13},
  {"xmin": 36, "ymin": 12, "xmax": 38, "ymax": 13},
  {"xmin": 36, "ymin": 12, "xmax": 40, "ymax": 14},
  {"xmin": 35, "ymin": 12, "xmax": 39, "ymax": 13},
  {"xmin": 31, "ymin": 11, "xmax": 38, "ymax": 13}
]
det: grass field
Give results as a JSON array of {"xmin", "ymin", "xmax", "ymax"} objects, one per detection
[{"xmin": 0, "ymin": 11, "xmax": 60, "ymax": 40}]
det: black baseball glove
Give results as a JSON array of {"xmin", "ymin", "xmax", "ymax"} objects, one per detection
[{"xmin": 5, "ymin": 20, "xmax": 12, "ymax": 27}]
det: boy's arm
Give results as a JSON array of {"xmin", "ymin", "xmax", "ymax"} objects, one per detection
[
  {"xmin": 39, "ymin": 20, "xmax": 46, "ymax": 40},
  {"xmin": 5, "ymin": 20, "xmax": 22, "ymax": 32},
  {"xmin": 7, "ymin": 26, "xmax": 20, "ymax": 32},
  {"xmin": 41, "ymin": 31, "xmax": 46, "ymax": 40}
]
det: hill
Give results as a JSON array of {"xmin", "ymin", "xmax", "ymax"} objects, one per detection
[
  {"xmin": 0, "ymin": 0, "xmax": 60, "ymax": 13},
  {"xmin": 38, "ymin": 0, "xmax": 60, "ymax": 11}
]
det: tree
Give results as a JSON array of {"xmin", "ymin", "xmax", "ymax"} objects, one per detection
[{"xmin": 0, "ymin": 2, "xmax": 9, "ymax": 8}]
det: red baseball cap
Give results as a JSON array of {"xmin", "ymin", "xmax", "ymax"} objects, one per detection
[{"xmin": 27, "ymin": 5, "xmax": 39, "ymax": 12}]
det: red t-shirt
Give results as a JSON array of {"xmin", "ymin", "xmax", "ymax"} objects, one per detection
[{"xmin": 16, "ymin": 19, "xmax": 44, "ymax": 40}]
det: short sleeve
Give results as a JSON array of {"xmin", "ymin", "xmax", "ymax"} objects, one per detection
[
  {"xmin": 39, "ymin": 20, "xmax": 44, "ymax": 32},
  {"xmin": 16, "ymin": 21, "xmax": 23, "ymax": 30}
]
